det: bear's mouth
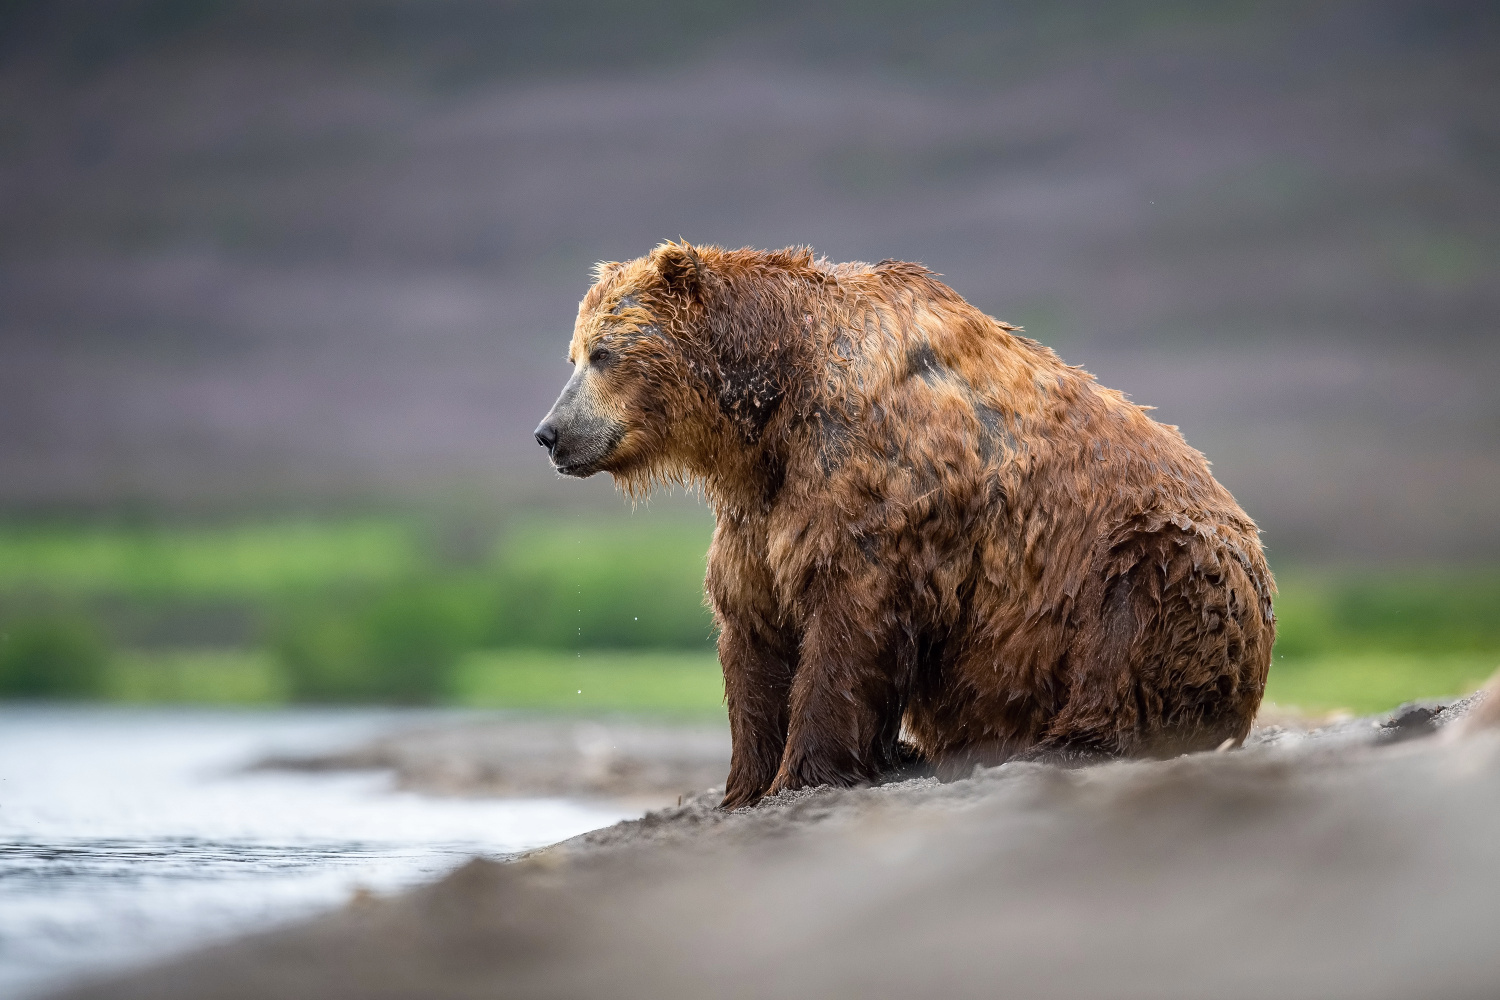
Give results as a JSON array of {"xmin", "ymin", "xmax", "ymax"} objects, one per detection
[
  {"xmin": 548, "ymin": 424, "xmax": 626, "ymax": 478},
  {"xmin": 553, "ymin": 458, "xmax": 601, "ymax": 477}
]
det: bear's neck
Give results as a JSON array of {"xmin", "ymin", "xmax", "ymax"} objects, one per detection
[
  {"xmin": 687, "ymin": 370, "xmax": 802, "ymax": 517},
  {"xmin": 685, "ymin": 279, "xmax": 822, "ymax": 514},
  {"xmin": 695, "ymin": 431, "xmax": 789, "ymax": 516}
]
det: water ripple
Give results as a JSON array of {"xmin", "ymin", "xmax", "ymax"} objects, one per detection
[{"xmin": 0, "ymin": 706, "xmax": 635, "ymax": 998}]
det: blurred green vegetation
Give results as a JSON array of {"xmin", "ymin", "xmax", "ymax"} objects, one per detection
[
  {"xmin": 273, "ymin": 583, "xmax": 471, "ymax": 704},
  {"xmin": 454, "ymin": 649, "xmax": 725, "ymax": 717},
  {"xmin": 1270, "ymin": 569, "xmax": 1500, "ymax": 658},
  {"xmin": 1263, "ymin": 653, "xmax": 1497, "ymax": 717},
  {"xmin": 90, "ymin": 647, "xmax": 729, "ymax": 716},
  {"xmin": 0, "ymin": 520, "xmax": 419, "ymax": 595},
  {"xmin": 0, "ymin": 616, "xmax": 109, "ymax": 698},
  {"xmin": 1262, "ymin": 567, "xmax": 1500, "ymax": 714},
  {"xmin": 0, "ymin": 515, "xmax": 1496, "ymax": 714},
  {"xmin": 0, "ymin": 512, "xmax": 718, "ymax": 706},
  {"xmin": 105, "ymin": 649, "xmax": 287, "ymax": 704}
]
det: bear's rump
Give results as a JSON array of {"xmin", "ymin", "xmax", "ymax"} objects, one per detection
[{"xmin": 906, "ymin": 524, "xmax": 1273, "ymax": 768}]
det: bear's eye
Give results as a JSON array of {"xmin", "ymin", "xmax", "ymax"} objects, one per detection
[{"xmin": 588, "ymin": 347, "xmax": 612, "ymax": 366}]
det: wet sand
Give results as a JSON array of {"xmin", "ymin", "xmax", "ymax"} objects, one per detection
[
  {"xmin": 257, "ymin": 715, "xmax": 732, "ymax": 808},
  {"xmin": 54, "ymin": 693, "xmax": 1500, "ymax": 1000}
]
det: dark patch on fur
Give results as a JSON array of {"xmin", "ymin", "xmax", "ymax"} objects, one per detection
[
  {"xmin": 972, "ymin": 402, "xmax": 1018, "ymax": 465},
  {"xmin": 717, "ymin": 364, "xmax": 784, "ymax": 442},
  {"xmin": 905, "ymin": 341, "xmax": 945, "ymax": 385},
  {"xmin": 831, "ymin": 331, "xmax": 857, "ymax": 361},
  {"xmin": 812, "ymin": 406, "xmax": 855, "ymax": 477}
]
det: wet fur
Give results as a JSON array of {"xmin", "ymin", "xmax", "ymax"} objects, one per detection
[{"xmin": 547, "ymin": 243, "xmax": 1275, "ymax": 808}]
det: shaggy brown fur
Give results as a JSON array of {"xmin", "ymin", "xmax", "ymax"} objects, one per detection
[{"xmin": 536, "ymin": 242, "xmax": 1275, "ymax": 809}]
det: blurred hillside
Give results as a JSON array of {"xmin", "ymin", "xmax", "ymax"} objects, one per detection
[{"xmin": 2, "ymin": 0, "xmax": 1498, "ymax": 560}]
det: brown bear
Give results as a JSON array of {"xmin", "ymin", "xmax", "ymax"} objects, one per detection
[{"xmin": 535, "ymin": 242, "xmax": 1275, "ymax": 809}]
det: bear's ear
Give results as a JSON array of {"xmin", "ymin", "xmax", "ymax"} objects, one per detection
[{"xmin": 650, "ymin": 242, "xmax": 705, "ymax": 298}]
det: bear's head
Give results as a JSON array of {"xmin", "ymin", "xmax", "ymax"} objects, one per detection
[{"xmin": 534, "ymin": 242, "xmax": 807, "ymax": 494}]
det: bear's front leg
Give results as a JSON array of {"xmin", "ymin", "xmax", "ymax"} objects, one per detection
[
  {"xmin": 708, "ymin": 513, "xmax": 799, "ymax": 809},
  {"xmin": 717, "ymin": 617, "xmax": 797, "ymax": 809},
  {"xmin": 767, "ymin": 600, "xmax": 905, "ymax": 796}
]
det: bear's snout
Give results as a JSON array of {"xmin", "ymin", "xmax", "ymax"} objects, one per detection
[{"xmin": 536, "ymin": 369, "xmax": 625, "ymax": 477}]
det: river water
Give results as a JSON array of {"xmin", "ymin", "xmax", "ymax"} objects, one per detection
[{"xmin": 0, "ymin": 706, "xmax": 639, "ymax": 998}]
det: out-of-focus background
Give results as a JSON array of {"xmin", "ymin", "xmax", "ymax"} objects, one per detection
[{"xmin": 2, "ymin": 0, "xmax": 1498, "ymax": 715}]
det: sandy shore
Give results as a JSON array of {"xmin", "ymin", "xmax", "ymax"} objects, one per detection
[
  {"xmin": 54, "ymin": 693, "xmax": 1500, "ymax": 1000},
  {"xmin": 257, "ymin": 715, "xmax": 733, "ymax": 808},
  {"xmin": 255, "ymin": 704, "xmax": 1353, "ymax": 803}
]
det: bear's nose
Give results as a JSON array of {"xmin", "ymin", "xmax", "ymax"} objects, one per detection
[{"xmin": 534, "ymin": 422, "xmax": 558, "ymax": 454}]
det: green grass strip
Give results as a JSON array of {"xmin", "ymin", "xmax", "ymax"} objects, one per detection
[
  {"xmin": 23, "ymin": 647, "xmax": 1500, "ymax": 720},
  {"xmin": 1264, "ymin": 653, "xmax": 1498, "ymax": 715},
  {"xmin": 452, "ymin": 649, "xmax": 726, "ymax": 717},
  {"xmin": 105, "ymin": 649, "xmax": 289, "ymax": 704},
  {"xmin": 0, "ymin": 521, "xmax": 419, "ymax": 596}
]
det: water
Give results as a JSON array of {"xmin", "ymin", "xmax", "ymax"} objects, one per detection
[{"xmin": 0, "ymin": 706, "xmax": 638, "ymax": 998}]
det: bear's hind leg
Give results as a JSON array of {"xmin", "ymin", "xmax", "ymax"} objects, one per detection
[
  {"xmin": 1030, "ymin": 572, "xmax": 1147, "ymax": 758},
  {"xmin": 1039, "ymin": 538, "xmax": 1272, "ymax": 760}
]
